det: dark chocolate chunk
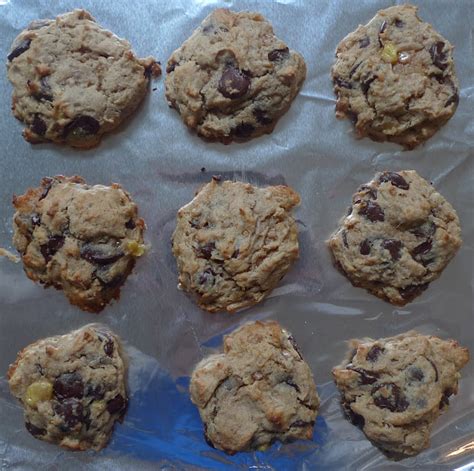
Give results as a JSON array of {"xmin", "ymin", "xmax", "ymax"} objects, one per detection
[
  {"xmin": 104, "ymin": 338, "xmax": 114, "ymax": 356},
  {"xmin": 410, "ymin": 222, "xmax": 436, "ymax": 238},
  {"xmin": 95, "ymin": 267, "xmax": 126, "ymax": 288},
  {"xmin": 125, "ymin": 219, "xmax": 136, "ymax": 229},
  {"xmin": 359, "ymin": 239, "xmax": 371, "ymax": 255},
  {"xmin": 34, "ymin": 77, "xmax": 53, "ymax": 102},
  {"xmin": 381, "ymin": 239, "xmax": 402, "ymax": 261},
  {"xmin": 349, "ymin": 62, "xmax": 361, "ymax": 78},
  {"xmin": 63, "ymin": 115, "xmax": 100, "ymax": 137},
  {"xmin": 31, "ymin": 115, "xmax": 47, "ymax": 136},
  {"xmin": 408, "ymin": 367, "xmax": 424, "ymax": 381},
  {"xmin": 411, "ymin": 239, "xmax": 432, "ymax": 258},
  {"xmin": 197, "ymin": 242, "xmax": 215, "ymax": 260},
  {"xmin": 359, "ymin": 37, "xmax": 370, "ymax": 48},
  {"xmin": 198, "ymin": 268, "xmax": 216, "ymax": 286},
  {"xmin": 399, "ymin": 283, "xmax": 429, "ymax": 301},
  {"xmin": 8, "ymin": 38, "xmax": 31, "ymax": 62},
  {"xmin": 439, "ymin": 388, "xmax": 453, "ymax": 409},
  {"xmin": 394, "ymin": 19, "xmax": 404, "ymax": 28},
  {"xmin": 358, "ymin": 201, "xmax": 384, "ymax": 222},
  {"xmin": 361, "ymin": 76, "xmax": 376, "ymax": 96},
  {"xmin": 25, "ymin": 421, "xmax": 46, "ymax": 437},
  {"xmin": 366, "ymin": 345, "xmax": 384, "ymax": 362},
  {"xmin": 233, "ymin": 123, "xmax": 255, "ymax": 138},
  {"xmin": 342, "ymin": 231, "xmax": 349, "ymax": 248},
  {"xmin": 253, "ymin": 108, "xmax": 273, "ymax": 125},
  {"xmin": 347, "ymin": 366, "xmax": 378, "ymax": 385},
  {"xmin": 86, "ymin": 384, "xmax": 104, "ymax": 400},
  {"xmin": 231, "ymin": 248, "xmax": 240, "ymax": 258},
  {"xmin": 285, "ymin": 378, "xmax": 301, "ymax": 393},
  {"xmin": 53, "ymin": 372, "xmax": 84, "ymax": 399},
  {"xmin": 107, "ymin": 394, "xmax": 126, "ymax": 414},
  {"xmin": 343, "ymin": 401, "xmax": 365, "ymax": 429},
  {"xmin": 40, "ymin": 235, "xmax": 65, "ymax": 262},
  {"xmin": 80, "ymin": 242, "xmax": 124, "ymax": 265},
  {"xmin": 379, "ymin": 171, "xmax": 410, "ymax": 190},
  {"xmin": 357, "ymin": 185, "xmax": 377, "ymax": 200},
  {"xmin": 445, "ymin": 92, "xmax": 459, "ymax": 107},
  {"xmin": 218, "ymin": 67, "xmax": 250, "ymax": 99},
  {"xmin": 372, "ymin": 383, "xmax": 409, "ymax": 412},
  {"xmin": 430, "ymin": 41, "xmax": 448, "ymax": 70},
  {"xmin": 166, "ymin": 61, "xmax": 177, "ymax": 73},
  {"xmin": 268, "ymin": 47, "xmax": 289, "ymax": 62},
  {"xmin": 54, "ymin": 398, "xmax": 84, "ymax": 428},
  {"xmin": 39, "ymin": 178, "xmax": 53, "ymax": 200},
  {"xmin": 334, "ymin": 76, "xmax": 352, "ymax": 89}
]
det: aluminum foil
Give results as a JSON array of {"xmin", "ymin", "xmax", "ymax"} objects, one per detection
[{"xmin": 0, "ymin": 0, "xmax": 473, "ymax": 469}]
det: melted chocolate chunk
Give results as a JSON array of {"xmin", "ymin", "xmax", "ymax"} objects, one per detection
[
  {"xmin": 359, "ymin": 239, "xmax": 371, "ymax": 255},
  {"xmin": 268, "ymin": 47, "xmax": 289, "ymax": 62},
  {"xmin": 34, "ymin": 77, "xmax": 53, "ymax": 102},
  {"xmin": 54, "ymin": 398, "xmax": 84, "ymax": 428},
  {"xmin": 334, "ymin": 76, "xmax": 352, "ymax": 89},
  {"xmin": 253, "ymin": 108, "xmax": 273, "ymax": 125},
  {"xmin": 218, "ymin": 67, "xmax": 250, "ymax": 99},
  {"xmin": 343, "ymin": 401, "xmax": 365, "ymax": 429},
  {"xmin": 399, "ymin": 283, "xmax": 429, "ymax": 300},
  {"xmin": 233, "ymin": 123, "xmax": 255, "ymax": 138},
  {"xmin": 25, "ymin": 421, "xmax": 46, "ymax": 437},
  {"xmin": 53, "ymin": 372, "xmax": 84, "ymax": 399},
  {"xmin": 366, "ymin": 345, "xmax": 384, "ymax": 362},
  {"xmin": 379, "ymin": 171, "xmax": 409, "ymax": 190},
  {"xmin": 31, "ymin": 115, "xmax": 47, "ymax": 136},
  {"xmin": 411, "ymin": 239, "xmax": 432, "ymax": 258},
  {"xmin": 410, "ymin": 222, "xmax": 436, "ymax": 238},
  {"xmin": 80, "ymin": 243, "xmax": 124, "ymax": 265},
  {"xmin": 40, "ymin": 235, "xmax": 65, "ymax": 262},
  {"xmin": 359, "ymin": 37, "xmax": 370, "ymax": 48},
  {"xmin": 430, "ymin": 41, "xmax": 448, "ymax": 70},
  {"xmin": 394, "ymin": 19, "xmax": 404, "ymax": 28},
  {"xmin": 381, "ymin": 239, "xmax": 402, "ymax": 261},
  {"xmin": 8, "ymin": 39, "xmax": 31, "ymax": 62},
  {"xmin": 372, "ymin": 383, "xmax": 409, "ymax": 412},
  {"xmin": 358, "ymin": 201, "xmax": 384, "ymax": 222},
  {"xmin": 107, "ymin": 394, "xmax": 126, "ymax": 414},
  {"xmin": 63, "ymin": 115, "xmax": 100, "ymax": 137},
  {"xmin": 198, "ymin": 242, "xmax": 215, "ymax": 260},
  {"xmin": 125, "ymin": 219, "xmax": 136, "ymax": 229},
  {"xmin": 347, "ymin": 366, "xmax": 378, "ymax": 385}
]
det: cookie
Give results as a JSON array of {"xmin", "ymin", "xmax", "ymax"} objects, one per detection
[
  {"xmin": 333, "ymin": 332, "xmax": 469, "ymax": 457},
  {"xmin": 8, "ymin": 324, "xmax": 128, "ymax": 451},
  {"xmin": 328, "ymin": 170, "xmax": 461, "ymax": 305},
  {"xmin": 332, "ymin": 5, "xmax": 459, "ymax": 149},
  {"xmin": 12, "ymin": 176, "xmax": 146, "ymax": 312},
  {"xmin": 172, "ymin": 178, "xmax": 300, "ymax": 312},
  {"xmin": 7, "ymin": 10, "xmax": 160, "ymax": 148},
  {"xmin": 190, "ymin": 320, "xmax": 319, "ymax": 454},
  {"xmin": 165, "ymin": 8, "xmax": 306, "ymax": 143}
]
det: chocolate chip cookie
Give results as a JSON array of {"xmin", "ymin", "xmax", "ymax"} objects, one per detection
[
  {"xmin": 165, "ymin": 8, "xmax": 306, "ymax": 143},
  {"xmin": 333, "ymin": 332, "xmax": 469, "ymax": 457},
  {"xmin": 172, "ymin": 178, "xmax": 300, "ymax": 312},
  {"xmin": 12, "ymin": 176, "xmax": 146, "ymax": 312},
  {"xmin": 332, "ymin": 5, "xmax": 459, "ymax": 149},
  {"xmin": 328, "ymin": 170, "xmax": 461, "ymax": 305},
  {"xmin": 7, "ymin": 10, "xmax": 160, "ymax": 148},
  {"xmin": 190, "ymin": 321, "xmax": 320, "ymax": 454},
  {"xmin": 8, "ymin": 324, "xmax": 128, "ymax": 451}
]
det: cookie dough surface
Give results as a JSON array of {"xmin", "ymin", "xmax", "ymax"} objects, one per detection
[
  {"xmin": 333, "ymin": 332, "xmax": 469, "ymax": 457},
  {"xmin": 172, "ymin": 178, "xmax": 300, "ymax": 312},
  {"xmin": 332, "ymin": 4, "xmax": 459, "ymax": 149},
  {"xmin": 12, "ymin": 175, "xmax": 146, "ymax": 312},
  {"xmin": 8, "ymin": 324, "xmax": 128, "ymax": 451},
  {"xmin": 328, "ymin": 170, "xmax": 461, "ymax": 305},
  {"xmin": 165, "ymin": 8, "xmax": 306, "ymax": 143},
  {"xmin": 190, "ymin": 321, "xmax": 320, "ymax": 454},
  {"xmin": 7, "ymin": 9, "xmax": 160, "ymax": 148}
]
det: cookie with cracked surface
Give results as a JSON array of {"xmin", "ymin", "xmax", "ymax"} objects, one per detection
[
  {"xmin": 165, "ymin": 8, "xmax": 306, "ymax": 143},
  {"xmin": 172, "ymin": 178, "xmax": 300, "ymax": 312},
  {"xmin": 12, "ymin": 175, "xmax": 146, "ymax": 312},
  {"xmin": 7, "ymin": 9, "xmax": 160, "ymax": 148},
  {"xmin": 190, "ymin": 320, "xmax": 320, "ymax": 454},
  {"xmin": 328, "ymin": 170, "xmax": 461, "ymax": 305},
  {"xmin": 332, "ymin": 4, "xmax": 459, "ymax": 149},
  {"xmin": 333, "ymin": 332, "xmax": 469, "ymax": 457},
  {"xmin": 8, "ymin": 324, "xmax": 128, "ymax": 451}
]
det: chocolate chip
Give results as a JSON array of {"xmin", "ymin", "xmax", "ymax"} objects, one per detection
[
  {"xmin": 285, "ymin": 378, "xmax": 301, "ymax": 393},
  {"xmin": 430, "ymin": 42, "xmax": 448, "ymax": 70},
  {"xmin": 366, "ymin": 345, "xmax": 384, "ymax": 362},
  {"xmin": 107, "ymin": 394, "xmax": 126, "ymax": 414},
  {"xmin": 63, "ymin": 115, "xmax": 100, "ymax": 137},
  {"xmin": 8, "ymin": 38, "xmax": 31, "ymax": 62},
  {"xmin": 197, "ymin": 242, "xmax": 215, "ymax": 260},
  {"xmin": 349, "ymin": 62, "xmax": 362, "ymax": 78},
  {"xmin": 125, "ymin": 219, "xmax": 136, "ymax": 229},
  {"xmin": 31, "ymin": 115, "xmax": 47, "ymax": 136},
  {"xmin": 411, "ymin": 239, "xmax": 432, "ymax": 258},
  {"xmin": 359, "ymin": 239, "xmax": 371, "ymax": 255},
  {"xmin": 218, "ymin": 67, "xmax": 250, "ymax": 99},
  {"xmin": 103, "ymin": 339, "xmax": 114, "ymax": 356},
  {"xmin": 25, "ymin": 421, "xmax": 46, "ymax": 437},
  {"xmin": 408, "ymin": 367, "xmax": 424, "ymax": 381},
  {"xmin": 53, "ymin": 372, "xmax": 84, "ymax": 399},
  {"xmin": 379, "ymin": 171, "xmax": 410, "ymax": 190},
  {"xmin": 198, "ymin": 268, "xmax": 216, "ymax": 285},
  {"xmin": 394, "ymin": 19, "xmax": 404, "ymax": 28},
  {"xmin": 372, "ymin": 383, "xmax": 409, "ymax": 412},
  {"xmin": 31, "ymin": 213, "xmax": 41, "ymax": 226},
  {"xmin": 358, "ymin": 201, "xmax": 384, "ymax": 222},
  {"xmin": 233, "ymin": 123, "xmax": 255, "ymax": 138},
  {"xmin": 86, "ymin": 384, "xmax": 104, "ymax": 400},
  {"xmin": 40, "ymin": 235, "xmax": 65, "ymax": 262},
  {"xmin": 399, "ymin": 283, "xmax": 429, "ymax": 301},
  {"xmin": 80, "ymin": 242, "xmax": 124, "ymax": 265},
  {"xmin": 445, "ymin": 92, "xmax": 459, "ymax": 107},
  {"xmin": 54, "ymin": 398, "xmax": 84, "ymax": 428},
  {"xmin": 343, "ymin": 402, "xmax": 365, "ymax": 429},
  {"xmin": 357, "ymin": 185, "xmax": 377, "ymax": 200},
  {"xmin": 253, "ymin": 108, "xmax": 273, "ymax": 125},
  {"xmin": 166, "ymin": 61, "xmax": 177, "ymax": 73},
  {"xmin": 268, "ymin": 47, "xmax": 289, "ymax": 61},
  {"xmin": 359, "ymin": 37, "xmax": 370, "ymax": 48},
  {"xmin": 439, "ymin": 388, "xmax": 453, "ymax": 409},
  {"xmin": 361, "ymin": 76, "xmax": 376, "ymax": 96},
  {"xmin": 34, "ymin": 77, "xmax": 53, "ymax": 102},
  {"xmin": 411, "ymin": 222, "xmax": 436, "ymax": 238},
  {"xmin": 347, "ymin": 366, "xmax": 378, "ymax": 385},
  {"xmin": 334, "ymin": 76, "xmax": 352, "ymax": 89},
  {"xmin": 381, "ymin": 239, "xmax": 402, "ymax": 261}
]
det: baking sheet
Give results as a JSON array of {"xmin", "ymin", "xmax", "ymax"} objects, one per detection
[{"xmin": 0, "ymin": 0, "xmax": 473, "ymax": 469}]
